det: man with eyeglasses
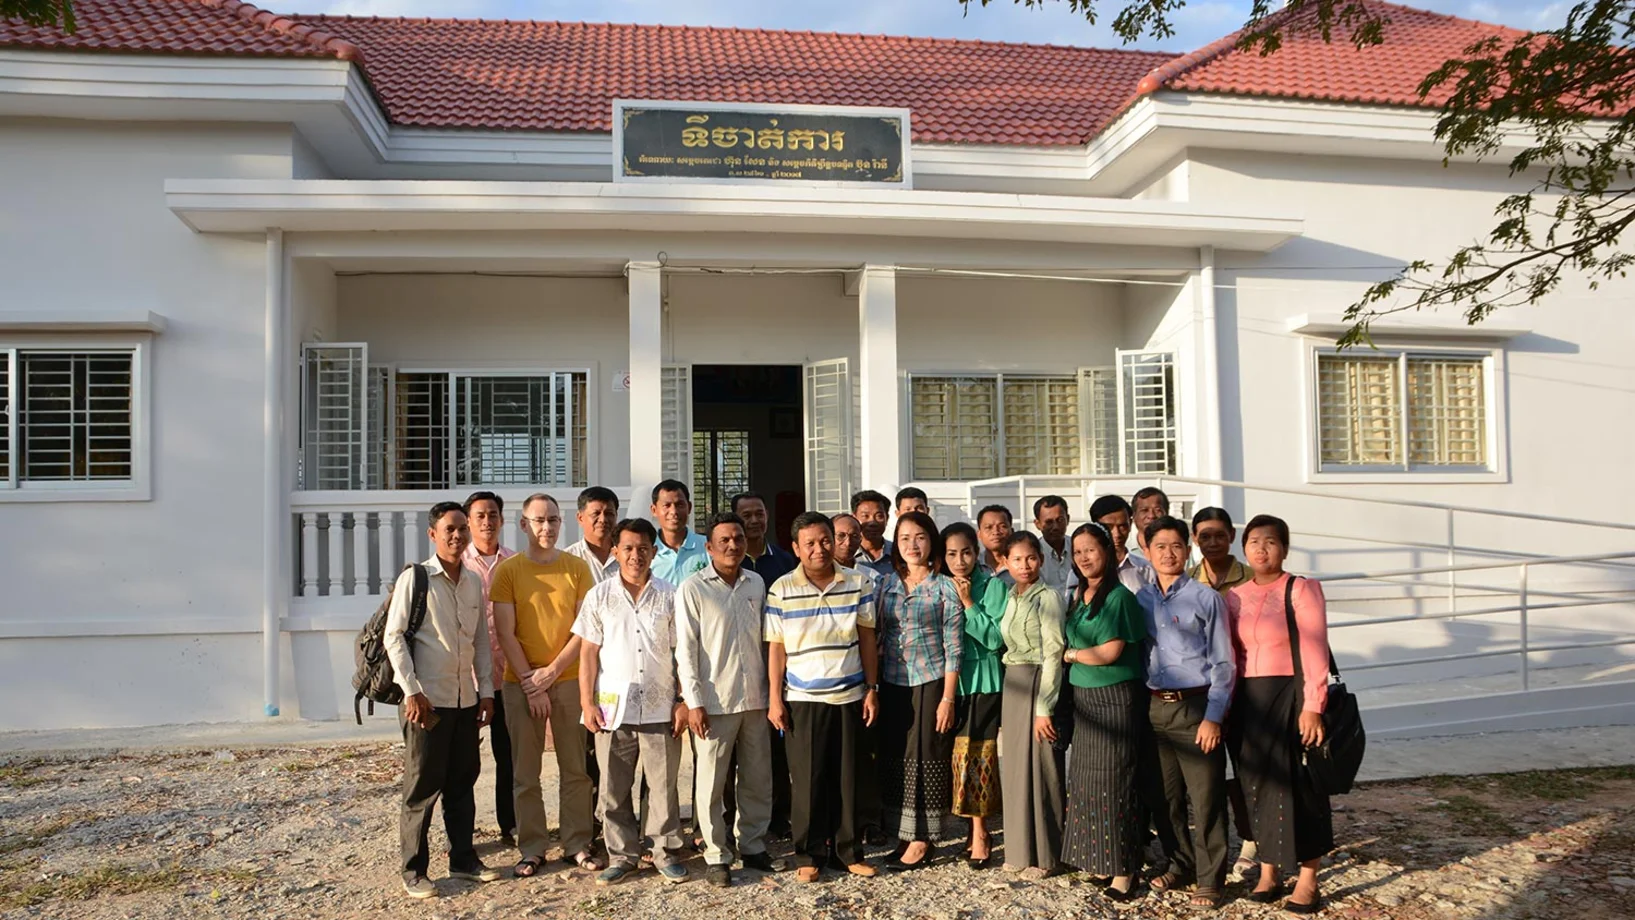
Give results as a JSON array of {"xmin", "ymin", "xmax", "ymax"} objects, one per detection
[
  {"xmin": 490, "ymin": 493, "xmax": 601, "ymax": 877},
  {"xmin": 460, "ymin": 491, "xmax": 518, "ymax": 848}
]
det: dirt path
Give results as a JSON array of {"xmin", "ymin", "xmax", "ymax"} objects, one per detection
[{"xmin": 2, "ymin": 743, "xmax": 1631, "ymax": 919}]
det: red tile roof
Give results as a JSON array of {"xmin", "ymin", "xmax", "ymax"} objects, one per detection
[
  {"xmin": 295, "ymin": 16, "xmax": 1172, "ymax": 145},
  {"xmin": 1140, "ymin": 0, "xmax": 1524, "ymax": 107},
  {"xmin": 0, "ymin": 0, "xmax": 360, "ymax": 61},
  {"xmin": 0, "ymin": 0, "xmax": 1528, "ymax": 145}
]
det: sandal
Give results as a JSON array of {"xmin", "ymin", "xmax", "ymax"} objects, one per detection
[
  {"xmin": 567, "ymin": 850, "xmax": 604, "ymax": 872},
  {"xmin": 1190, "ymin": 888, "xmax": 1223, "ymax": 908},
  {"xmin": 513, "ymin": 855, "xmax": 544, "ymax": 878},
  {"xmin": 1149, "ymin": 869, "xmax": 1193, "ymax": 893}
]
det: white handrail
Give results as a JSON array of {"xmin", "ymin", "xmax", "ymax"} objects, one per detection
[{"xmin": 1313, "ymin": 551, "xmax": 1635, "ymax": 582}]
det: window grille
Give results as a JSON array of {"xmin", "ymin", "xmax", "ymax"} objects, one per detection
[
  {"xmin": 7, "ymin": 350, "xmax": 134, "ymax": 484},
  {"xmin": 1118, "ymin": 351, "xmax": 1177, "ymax": 475},
  {"xmin": 0, "ymin": 354, "xmax": 9, "ymax": 483},
  {"xmin": 1078, "ymin": 366, "xmax": 1119, "ymax": 476},
  {"xmin": 910, "ymin": 376, "xmax": 999, "ymax": 480},
  {"xmin": 1316, "ymin": 352, "xmax": 1488, "ymax": 470},
  {"xmin": 803, "ymin": 358, "xmax": 854, "ymax": 514},
  {"xmin": 692, "ymin": 428, "xmax": 751, "ymax": 530},
  {"xmin": 662, "ymin": 365, "xmax": 693, "ymax": 494},
  {"xmin": 299, "ymin": 344, "xmax": 368, "ymax": 491},
  {"xmin": 1002, "ymin": 376, "xmax": 1080, "ymax": 476},
  {"xmin": 299, "ymin": 356, "xmax": 589, "ymax": 491}
]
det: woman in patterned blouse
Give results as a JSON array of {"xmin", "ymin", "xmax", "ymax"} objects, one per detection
[{"xmin": 874, "ymin": 511, "xmax": 965, "ymax": 870}]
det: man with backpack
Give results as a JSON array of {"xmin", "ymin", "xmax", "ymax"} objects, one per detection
[{"xmin": 384, "ymin": 501, "xmax": 501, "ymax": 899}]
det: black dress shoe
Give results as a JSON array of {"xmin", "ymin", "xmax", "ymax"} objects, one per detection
[
  {"xmin": 1104, "ymin": 881, "xmax": 1140, "ymax": 903},
  {"xmin": 740, "ymin": 851, "xmax": 777, "ymax": 872},
  {"xmin": 1283, "ymin": 895, "xmax": 1324, "ymax": 915},
  {"xmin": 1250, "ymin": 884, "xmax": 1286, "ymax": 904},
  {"xmin": 965, "ymin": 852, "xmax": 993, "ymax": 870}
]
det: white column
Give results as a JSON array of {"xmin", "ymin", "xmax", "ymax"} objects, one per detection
[
  {"xmin": 262, "ymin": 229, "xmax": 288, "ymax": 718},
  {"xmin": 858, "ymin": 264, "xmax": 901, "ymax": 491},
  {"xmin": 627, "ymin": 261, "xmax": 664, "ymax": 491},
  {"xmin": 1194, "ymin": 246, "xmax": 1226, "ymax": 510}
]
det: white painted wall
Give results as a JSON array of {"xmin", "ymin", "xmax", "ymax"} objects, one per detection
[
  {"xmin": 897, "ymin": 275, "xmax": 1125, "ymax": 373},
  {"xmin": 0, "ymin": 119, "xmax": 309, "ymax": 729}
]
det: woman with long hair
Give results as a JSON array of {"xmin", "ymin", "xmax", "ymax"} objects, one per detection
[
  {"xmin": 939, "ymin": 521, "xmax": 1005, "ymax": 867},
  {"xmin": 997, "ymin": 531, "xmax": 1066, "ymax": 879},
  {"xmin": 1059, "ymin": 522, "xmax": 1148, "ymax": 901},
  {"xmin": 1226, "ymin": 515, "xmax": 1334, "ymax": 914},
  {"xmin": 874, "ymin": 511, "xmax": 964, "ymax": 870}
]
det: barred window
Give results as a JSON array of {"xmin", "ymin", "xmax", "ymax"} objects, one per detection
[
  {"xmin": 1316, "ymin": 352, "xmax": 1488, "ymax": 470},
  {"xmin": 910, "ymin": 374, "xmax": 1079, "ymax": 480},
  {"xmin": 395, "ymin": 371, "xmax": 587, "ymax": 489},
  {"xmin": 1, "ymin": 349, "xmax": 135, "ymax": 488}
]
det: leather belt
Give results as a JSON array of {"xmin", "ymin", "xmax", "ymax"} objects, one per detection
[{"xmin": 1150, "ymin": 686, "xmax": 1209, "ymax": 703}]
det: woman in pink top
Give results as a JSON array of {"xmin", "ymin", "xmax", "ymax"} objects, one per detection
[{"xmin": 1225, "ymin": 515, "xmax": 1333, "ymax": 915}]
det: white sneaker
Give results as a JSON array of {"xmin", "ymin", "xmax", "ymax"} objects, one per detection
[{"xmin": 402, "ymin": 875, "xmax": 437, "ymax": 899}]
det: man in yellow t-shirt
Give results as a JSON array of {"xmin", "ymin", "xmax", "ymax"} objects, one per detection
[{"xmin": 491, "ymin": 493, "xmax": 598, "ymax": 875}]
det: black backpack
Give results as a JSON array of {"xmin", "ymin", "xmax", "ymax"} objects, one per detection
[{"xmin": 352, "ymin": 563, "xmax": 429, "ymax": 724}]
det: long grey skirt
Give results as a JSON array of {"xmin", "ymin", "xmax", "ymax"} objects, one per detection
[{"xmin": 999, "ymin": 663, "xmax": 1063, "ymax": 870}]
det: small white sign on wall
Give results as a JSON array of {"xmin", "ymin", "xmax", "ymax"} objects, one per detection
[{"xmin": 612, "ymin": 370, "xmax": 630, "ymax": 392}]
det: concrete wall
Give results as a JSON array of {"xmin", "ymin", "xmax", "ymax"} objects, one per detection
[{"xmin": 0, "ymin": 119, "xmax": 309, "ymax": 729}]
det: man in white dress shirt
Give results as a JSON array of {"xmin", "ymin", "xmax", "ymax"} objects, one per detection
[
  {"xmin": 576, "ymin": 518, "xmax": 689, "ymax": 886},
  {"xmin": 562, "ymin": 486, "xmax": 621, "ymax": 583}
]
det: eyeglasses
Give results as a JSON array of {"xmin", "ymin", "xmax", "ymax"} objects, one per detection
[{"xmin": 522, "ymin": 516, "xmax": 561, "ymax": 527}]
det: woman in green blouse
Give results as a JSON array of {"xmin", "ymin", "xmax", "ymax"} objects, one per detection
[
  {"xmin": 1060, "ymin": 522, "xmax": 1149, "ymax": 901},
  {"xmin": 940, "ymin": 522, "xmax": 1005, "ymax": 868},
  {"xmin": 998, "ymin": 531, "xmax": 1067, "ymax": 879}
]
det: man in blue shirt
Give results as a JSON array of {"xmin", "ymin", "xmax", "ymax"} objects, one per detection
[
  {"xmin": 650, "ymin": 480, "xmax": 707, "ymax": 585},
  {"xmin": 1136, "ymin": 514, "xmax": 1237, "ymax": 909}
]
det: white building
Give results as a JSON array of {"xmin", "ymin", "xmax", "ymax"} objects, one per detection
[{"xmin": 1, "ymin": 1, "xmax": 1630, "ymax": 732}]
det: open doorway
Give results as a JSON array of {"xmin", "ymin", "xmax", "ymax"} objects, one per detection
[{"xmin": 690, "ymin": 364, "xmax": 804, "ymax": 550}]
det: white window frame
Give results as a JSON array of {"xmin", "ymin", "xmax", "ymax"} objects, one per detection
[
  {"xmin": 385, "ymin": 363, "xmax": 598, "ymax": 490},
  {"xmin": 906, "ymin": 371, "xmax": 1082, "ymax": 481},
  {"xmin": 1302, "ymin": 343, "xmax": 1508, "ymax": 484},
  {"xmin": 0, "ymin": 334, "xmax": 153, "ymax": 503}
]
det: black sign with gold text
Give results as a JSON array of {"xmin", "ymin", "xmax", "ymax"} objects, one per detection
[{"xmin": 616, "ymin": 104, "xmax": 909, "ymax": 184}]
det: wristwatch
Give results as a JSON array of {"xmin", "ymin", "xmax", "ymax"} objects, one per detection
[{"xmin": 864, "ymin": 683, "xmax": 880, "ymax": 693}]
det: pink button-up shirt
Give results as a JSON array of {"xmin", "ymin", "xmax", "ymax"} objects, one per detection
[
  {"xmin": 1226, "ymin": 573, "xmax": 1330, "ymax": 714},
  {"xmin": 463, "ymin": 542, "xmax": 518, "ymax": 692}
]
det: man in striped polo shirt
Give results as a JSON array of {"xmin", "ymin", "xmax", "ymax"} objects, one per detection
[{"xmin": 765, "ymin": 511, "xmax": 881, "ymax": 884}]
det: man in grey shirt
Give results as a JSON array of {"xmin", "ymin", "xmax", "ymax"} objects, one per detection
[{"xmin": 676, "ymin": 512, "xmax": 778, "ymax": 887}]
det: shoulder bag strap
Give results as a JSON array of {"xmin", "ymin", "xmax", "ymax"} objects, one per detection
[
  {"xmin": 406, "ymin": 563, "xmax": 430, "ymax": 642},
  {"xmin": 1283, "ymin": 574, "xmax": 1305, "ymax": 683}
]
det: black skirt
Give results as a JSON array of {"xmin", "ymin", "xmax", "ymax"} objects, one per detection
[
  {"xmin": 1227, "ymin": 675, "xmax": 1335, "ymax": 873},
  {"xmin": 879, "ymin": 680, "xmax": 956, "ymax": 840},
  {"xmin": 1061, "ymin": 680, "xmax": 1144, "ymax": 876}
]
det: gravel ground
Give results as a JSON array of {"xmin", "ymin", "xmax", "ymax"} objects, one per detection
[{"xmin": 1, "ymin": 740, "xmax": 1631, "ymax": 920}]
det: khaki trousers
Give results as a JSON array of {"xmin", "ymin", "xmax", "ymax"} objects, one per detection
[
  {"xmin": 503, "ymin": 679, "xmax": 594, "ymax": 860},
  {"xmin": 595, "ymin": 722, "xmax": 683, "ymax": 868},
  {"xmin": 694, "ymin": 709, "xmax": 774, "ymax": 866}
]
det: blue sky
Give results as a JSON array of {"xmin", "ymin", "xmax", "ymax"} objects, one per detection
[{"xmin": 289, "ymin": 1, "xmax": 1566, "ymax": 54}]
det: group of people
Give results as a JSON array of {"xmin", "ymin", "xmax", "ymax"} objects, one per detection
[{"xmin": 382, "ymin": 480, "xmax": 1336, "ymax": 915}]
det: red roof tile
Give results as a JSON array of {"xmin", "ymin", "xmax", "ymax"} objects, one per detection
[
  {"xmin": 0, "ymin": 0, "xmax": 361, "ymax": 61},
  {"xmin": 294, "ymin": 16, "xmax": 1171, "ymax": 145},
  {"xmin": 0, "ymin": 1, "xmax": 1532, "ymax": 145},
  {"xmin": 1142, "ymin": 0, "xmax": 1524, "ymax": 108}
]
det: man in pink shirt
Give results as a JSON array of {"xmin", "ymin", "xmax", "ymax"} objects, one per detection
[{"xmin": 462, "ymin": 491, "xmax": 518, "ymax": 846}]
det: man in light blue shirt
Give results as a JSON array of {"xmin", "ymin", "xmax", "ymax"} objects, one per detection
[
  {"xmin": 1136, "ymin": 514, "xmax": 1236, "ymax": 907},
  {"xmin": 650, "ymin": 480, "xmax": 707, "ymax": 585}
]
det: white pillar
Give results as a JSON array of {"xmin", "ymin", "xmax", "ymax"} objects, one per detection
[
  {"xmin": 262, "ymin": 229, "xmax": 288, "ymax": 718},
  {"xmin": 628, "ymin": 261, "xmax": 664, "ymax": 490},
  {"xmin": 1194, "ymin": 246, "xmax": 1225, "ymax": 510},
  {"xmin": 858, "ymin": 264, "xmax": 901, "ymax": 491}
]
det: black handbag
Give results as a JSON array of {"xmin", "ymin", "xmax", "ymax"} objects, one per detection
[{"xmin": 1283, "ymin": 576, "xmax": 1366, "ymax": 795}]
